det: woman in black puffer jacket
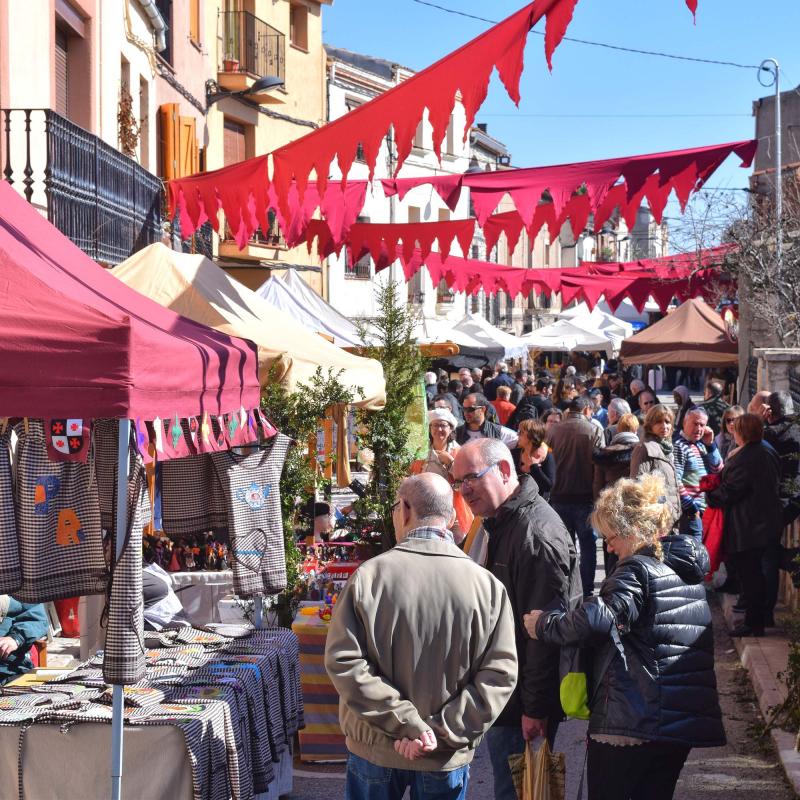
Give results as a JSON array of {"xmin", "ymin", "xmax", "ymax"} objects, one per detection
[{"xmin": 524, "ymin": 474, "xmax": 725, "ymax": 800}]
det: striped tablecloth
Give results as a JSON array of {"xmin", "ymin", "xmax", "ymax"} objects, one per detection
[{"xmin": 291, "ymin": 612, "xmax": 347, "ymax": 762}]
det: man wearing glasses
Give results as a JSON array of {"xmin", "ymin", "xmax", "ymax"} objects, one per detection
[
  {"xmin": 455, "ymin": 394, "xmax": 518, "ymax": 449},
  {"xmin": 325, "ymin": 472, "xmax": 517, "ymax": 800},
  {"xmin": 452, "ymin": 439, "xmax": 581, "ymax": 800}
]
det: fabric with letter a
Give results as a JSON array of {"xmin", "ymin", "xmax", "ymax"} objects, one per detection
[{"xmin": 13, "ymin": 420, "xmax": 107, "ymax": 603}]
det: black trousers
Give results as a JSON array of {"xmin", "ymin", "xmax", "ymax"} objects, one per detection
[
  {"xmin": 728, "ymin": 547, "xmax": 766, "ymax": 632},
  {"xmin": 587, "ymin": 739, "xmax": 691, "ymax": 800}
]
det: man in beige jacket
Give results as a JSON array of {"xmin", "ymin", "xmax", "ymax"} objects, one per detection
[{"xmin": 324, "ymin": 472, "xmax": 517, "ymax": 800}]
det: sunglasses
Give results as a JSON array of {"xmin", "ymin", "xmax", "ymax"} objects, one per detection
[{"xmin": 463, "ymin": 406, "xmax": 485, "ymax": 414}]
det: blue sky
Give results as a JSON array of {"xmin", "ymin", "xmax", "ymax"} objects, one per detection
[{"xmin": 323, "ymin": 0, "xmax": 800, "ymax": 248}]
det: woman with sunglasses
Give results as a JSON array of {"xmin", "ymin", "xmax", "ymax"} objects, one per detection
[
  {"xmin": 714, "ymin": 405, "xmax": 744, "ymax": 461},
  {"xmin": 524, "ymin": 475, "xmax": 724, "ymax": 800}
]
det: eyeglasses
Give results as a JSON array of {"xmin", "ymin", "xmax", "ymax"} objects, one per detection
[
  {"xmin": 603, "ymin": 533, "xmax": 619, "ymax": 545},
  {"xmin": 724, "ymin": 417, "xmax": 736, "ymax": 425},
  {"xmin": 452, "ymin": 462, "xmax": 498, "ymax": 491},
  {"xmin": 391, "ymin": 500, "xmax": 403, "ymax": 513},
  {"xmin": 463, "ymin": 406, "xmax": 485, "ymax": 415}
]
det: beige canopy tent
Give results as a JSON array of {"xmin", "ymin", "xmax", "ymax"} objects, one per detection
[
  {"xmin": 111, "ymin": 244, "xmax": 386, "ymax": 409},
  {"xmin": 619, "ymin": 298, "xmax": 738, "ymax": 368}
]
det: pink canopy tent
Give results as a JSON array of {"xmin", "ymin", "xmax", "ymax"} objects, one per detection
[
  {"xmin": 0, "ymin": 180, "xmax": 260, "ymax": 421},
  {"xmin": 0, "ymin": 180, "xmax": 262, "ymax": 798}
]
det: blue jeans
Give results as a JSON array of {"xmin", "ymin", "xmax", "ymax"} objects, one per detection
[
  {"xmin": 345, "ymin": 752, "xmax": 469, "ymax": 800},
  {"xmin": 552, "ymin": 502, "xmax": 595, "ymax": 597},
  {"xmin": 678, "ymin": 511, "xmax": 703, "ymax": 541}
]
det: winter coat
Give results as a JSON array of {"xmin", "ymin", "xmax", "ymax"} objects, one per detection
[
  {"xmin": 536, "ymin": 535, "xmax": 725, "ymax": 748},
  {"xmin": 0, "ymin": 597, "xmax": 49, "ymax": 685},
  {"xmin": 508, "ymin": 396, "xmax": 540, "ymax": 430},
  {"xmin": 455, "ymin": 419, "xmax": 503, "ymax": 446},
  {"xmin": 484, "ymin": 475, "xmax": 583, "ymax": 725},
  {"xmin": 705, "ymin": 442, "xmax": 783, "ymax": 553},
  {"xmin": 548, "ymin": 414, "xmax": 597, "ymax": 505},
  {"xmin": 630, "ymin": 437, "xmax": 682, "ymax": 527},
  {"xmin": 592, "ymin": 433, "xmax": 638, "ymax": 499}
]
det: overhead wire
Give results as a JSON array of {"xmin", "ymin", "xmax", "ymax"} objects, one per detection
[{"xmin": 410, "ymin": 0, "xmax": 763, "ymax": 71}]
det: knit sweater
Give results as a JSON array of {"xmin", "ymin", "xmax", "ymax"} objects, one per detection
[{"xmin": 673, "ymin": 435, "xmax": 722, "ymax": 515}]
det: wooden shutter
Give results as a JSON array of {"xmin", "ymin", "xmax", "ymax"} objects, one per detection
[
  {"xmin": 55, "ymin": 28, "xmax": 69, "ymax": 118},
  {"xmin": 159, "ymin": 103, "xmax": 180, "ymax": 180},
  {"xmin": 223, "ymin": 119, "xmax": 246, "ymax": 166},
  {"xmin": 178, "ymin": 116, "xmax": 198, "ymax": 177},
  {"xmin": 189, "ymin": 0, "xmax": 200, "ymax": 43}
]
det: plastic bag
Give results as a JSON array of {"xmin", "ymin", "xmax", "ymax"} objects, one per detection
[{"xmin": 509, "ymin": 740, "xmax": 566, "ymax": 800}]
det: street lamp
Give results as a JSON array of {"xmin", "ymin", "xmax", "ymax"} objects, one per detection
[{"xmin": 205, "ymin": 75, "xmax": 285, "ymax": 109}]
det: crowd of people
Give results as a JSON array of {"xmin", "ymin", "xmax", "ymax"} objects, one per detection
[{"xmin": 326, "ymin": 359, "xmax": 800, "ymax": 800}]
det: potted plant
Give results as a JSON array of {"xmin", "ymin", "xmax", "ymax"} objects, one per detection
[{"xmin": 222, "ymin": 53, "xmax": 239, "ymax": 72}]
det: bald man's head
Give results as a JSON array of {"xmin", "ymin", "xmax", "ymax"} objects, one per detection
[{"xmin": 393, "ymin": 473, "xmax": 455, "ymax": 541}]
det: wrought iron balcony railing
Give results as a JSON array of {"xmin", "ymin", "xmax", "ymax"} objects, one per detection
[
  {"xmin": 220, "ymin": 10, "xmax": 285, "ymax": 82},
  {"xmin": 1, "ymin": 108, "xmax": 162, "ymax": 265}
]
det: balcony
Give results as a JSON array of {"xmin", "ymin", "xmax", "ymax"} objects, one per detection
[
  {"xmin": 1, "ymin": 108, "xmax": 162, "ymax": 265},
  {"xmin": 218, "ymin": 213, "xmax": 287, "ymax": 262},
  {"xmin": 219, "ymin": 11, "xmax": 285, "ymax": 103}
]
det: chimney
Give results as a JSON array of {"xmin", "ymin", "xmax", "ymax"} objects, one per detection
[{"xmin": 477, "ymin": 123, "xmax": 488, "ymax": 133}]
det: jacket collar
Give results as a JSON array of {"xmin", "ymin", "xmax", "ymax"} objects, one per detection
[
  {"xmin": 393, "ymin": 537, "xmax": 471, "ymax": 559},
  {"xmin": 485, "ymin": 474, "xmax": 539, "ymax": 528}
]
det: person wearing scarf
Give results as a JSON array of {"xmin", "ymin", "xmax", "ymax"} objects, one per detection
[
  {"xmin": 631, "ymin": 405, "xmax": 682, "ymax": 530},
  {"xmin": 409, "ymin": 408, "xmax": 474, "ymax": 543}
]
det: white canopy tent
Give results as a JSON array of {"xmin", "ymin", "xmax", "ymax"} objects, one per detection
[
  {"xmin": 256, "ymin": 269, "xmax": 366, "ymax": 347},
  {"xmin": 558, "ymin": 298, "xmax": 659, "ymax": 327},
  {"xmin": 449, "ymin": 313, "xmax": 530, "ymax": 361},
  {"xmin": 521, "ymin": 317, "xmax": 616, "ymax": 355}
]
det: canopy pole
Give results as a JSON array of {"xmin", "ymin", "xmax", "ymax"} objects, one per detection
[
  {"xmin": 254, "ymin": 595, "xmax": 263, "ymax": 630},
  {"xmin": 110, "ymin": 419, "xmax": 131, "ymax": 800}
]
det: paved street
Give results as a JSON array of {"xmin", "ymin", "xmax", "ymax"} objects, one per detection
[{"xmin": 288, "ymin": 597, "xmax": 796, "ymax": 799}]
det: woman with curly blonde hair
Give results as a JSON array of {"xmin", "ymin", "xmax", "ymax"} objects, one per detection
[{"xmin": 524, "ymin": 475, "xmax": 724, "ymax": 800}]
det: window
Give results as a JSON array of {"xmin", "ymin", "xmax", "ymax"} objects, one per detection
[
  {"xmin": 471, "ymin": 245, "xmax": 480, "ymax": 260},
  {"xmin": 346, "ymin": 98, "xmax": 365, "ymax": 162},
  {"xmin": 139, "ymin": 77, "xmax": 150, "ymax": 170},
  {"xmin": 346, "ymin": 215, "xmax": 371, "ymax": 279},
  {"xmin": 438, "ymin": 209, "xmax": 450, "ymax": 222},
  {"xmin": 289, "ymin": 3, "xmax": 308, "ymax": 51},
  {"xmin": 544, "ymin": 243, "xmax": 550, "ymax": 267},
  {"xmin": 445, "ymin": 115, "xmax": 455, "ymax": 156},
  {"xmin": 189, "ymin": 0, "xmax": 200, "ymax": 45},
  {"xmin": 55, "ymin": 28, "xmax": 69, "ymax": 118},
  {"xmin": 437, "ymin": 279, "xmax": 454, "ymax": 304},
  {"xmin": 155, "ymin": 0, "xmax": 173, "ymax": 65}
]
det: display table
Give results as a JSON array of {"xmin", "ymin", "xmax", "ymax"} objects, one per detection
[
  {"xmin": 170, "ymin": 569, "xmax": 234, "ymax": 625},
  {"xmin": 292, "ymin": 610, "xmax": 348, "ymax": 762},
  {"xmin": 0, "ymin": 723, "xmax": 292, "ymax": 800}
]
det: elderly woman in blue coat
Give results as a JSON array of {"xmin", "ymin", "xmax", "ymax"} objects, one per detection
[
  {"xmin": 0, "ymin": 596, "xmax": 49, "ymax": 685},
  {"xmin": 525, "ymin": 474, "xmax": 725, "ymax": 800}
]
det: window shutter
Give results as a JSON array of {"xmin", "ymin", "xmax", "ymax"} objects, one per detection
[
  {"xmin": 189, "ymin": 0, "xmax": 200, "ymax": 43},
  {"xmin": 223, "ymin": 119, "xmax": 246, "ymax": 166},
  {"xmin": 178, "ymin": 116, "xmax": 197, "ymax": 178},
  {"xmin": 159, "ymin": 103, "xmax": 180, "ymax": 180},
  {"xmin": 55, "ymin": 28, "xmax": 69, "ymax": 119}
]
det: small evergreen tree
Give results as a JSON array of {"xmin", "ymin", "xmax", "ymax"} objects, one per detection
[{"xmin": 354, "ymin": 279, "xmax": 427, "ymax": 550}]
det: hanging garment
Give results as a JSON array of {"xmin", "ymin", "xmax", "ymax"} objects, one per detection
[
  {"xmin": 0, "ymin": 430, "xmax": 21, "ymax": 594},
  {"xmin": 211, "ymin": 435, "xmax": 291, "ymax": 598},
  {"xmin": 160, "ymin": 451, "xmax": 229, "ymax": 538},
  {"xmin": 102, "ymin": 449, "xmax": 150, "ymax": 685},
  {"xmin": 12, "ymin": 421, "xmax": 107, "ymax": 603}
]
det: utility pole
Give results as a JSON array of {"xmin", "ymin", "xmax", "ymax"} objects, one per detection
[{"xmin": 759, "ymin": 59, "xmax": 782, "ymax": 271}]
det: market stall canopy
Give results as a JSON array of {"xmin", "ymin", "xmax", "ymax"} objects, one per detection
[
  {"xmin": 450, "ymin": 314, "xmax": 529, "ymax": 360},
  {"xmin": 256, "ymin": 269, "xmax": 366, "ymax": 347},
  {"xmin": 521, "ymin": 317, "xmax": 616, "ymax": 355},
  {"xmin": 558, "ymin": 299, "xmax": 659, "ymax": 327},
  {"xmin": 414, "ymin": 317, "xmax": 504, "ymax": 368},
  {"xmin": 0, "ymin": 182, "xmax": 260, "ymax": 420},
  {"xmin": 111, "ymin": 244, "xmax": 385, "ymax": 409},
  {"xmin": 619, "ymin": 298, "xmax": 738, "ymax": 367},
  {"xmin": 560, "ymin": 307, "xmax": 634, "ymax": 344}
]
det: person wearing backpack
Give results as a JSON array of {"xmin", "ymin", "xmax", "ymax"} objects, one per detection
[{"xmin": 524, "ymin": 474, "xmax": 724, "ymax": 800}]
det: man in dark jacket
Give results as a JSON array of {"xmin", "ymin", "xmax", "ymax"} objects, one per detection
[
  {"xmin": 484, "ymin": 362, "xmax": 515, "ymax": 401},
  {"xmin": 508, "ymin": 379, "xmax": 553, "ymax": 430},
  {"xmin": 510, "ymin": 370, "xmax": 527, "ymax": 406},
  {"xmin": 699, "ymin": 379, "xmax": 730, "ymax": 436},
  {"xmin": 455, "ymin": 394, "xmax": 517, "ymax": 448},
  {"xmin": 452, "ymin": 439, "xmax": 581, "ymax": 800},
  {"xmin": 548, "ymin": 397, "xmax": 599, "ymax": 597}
]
